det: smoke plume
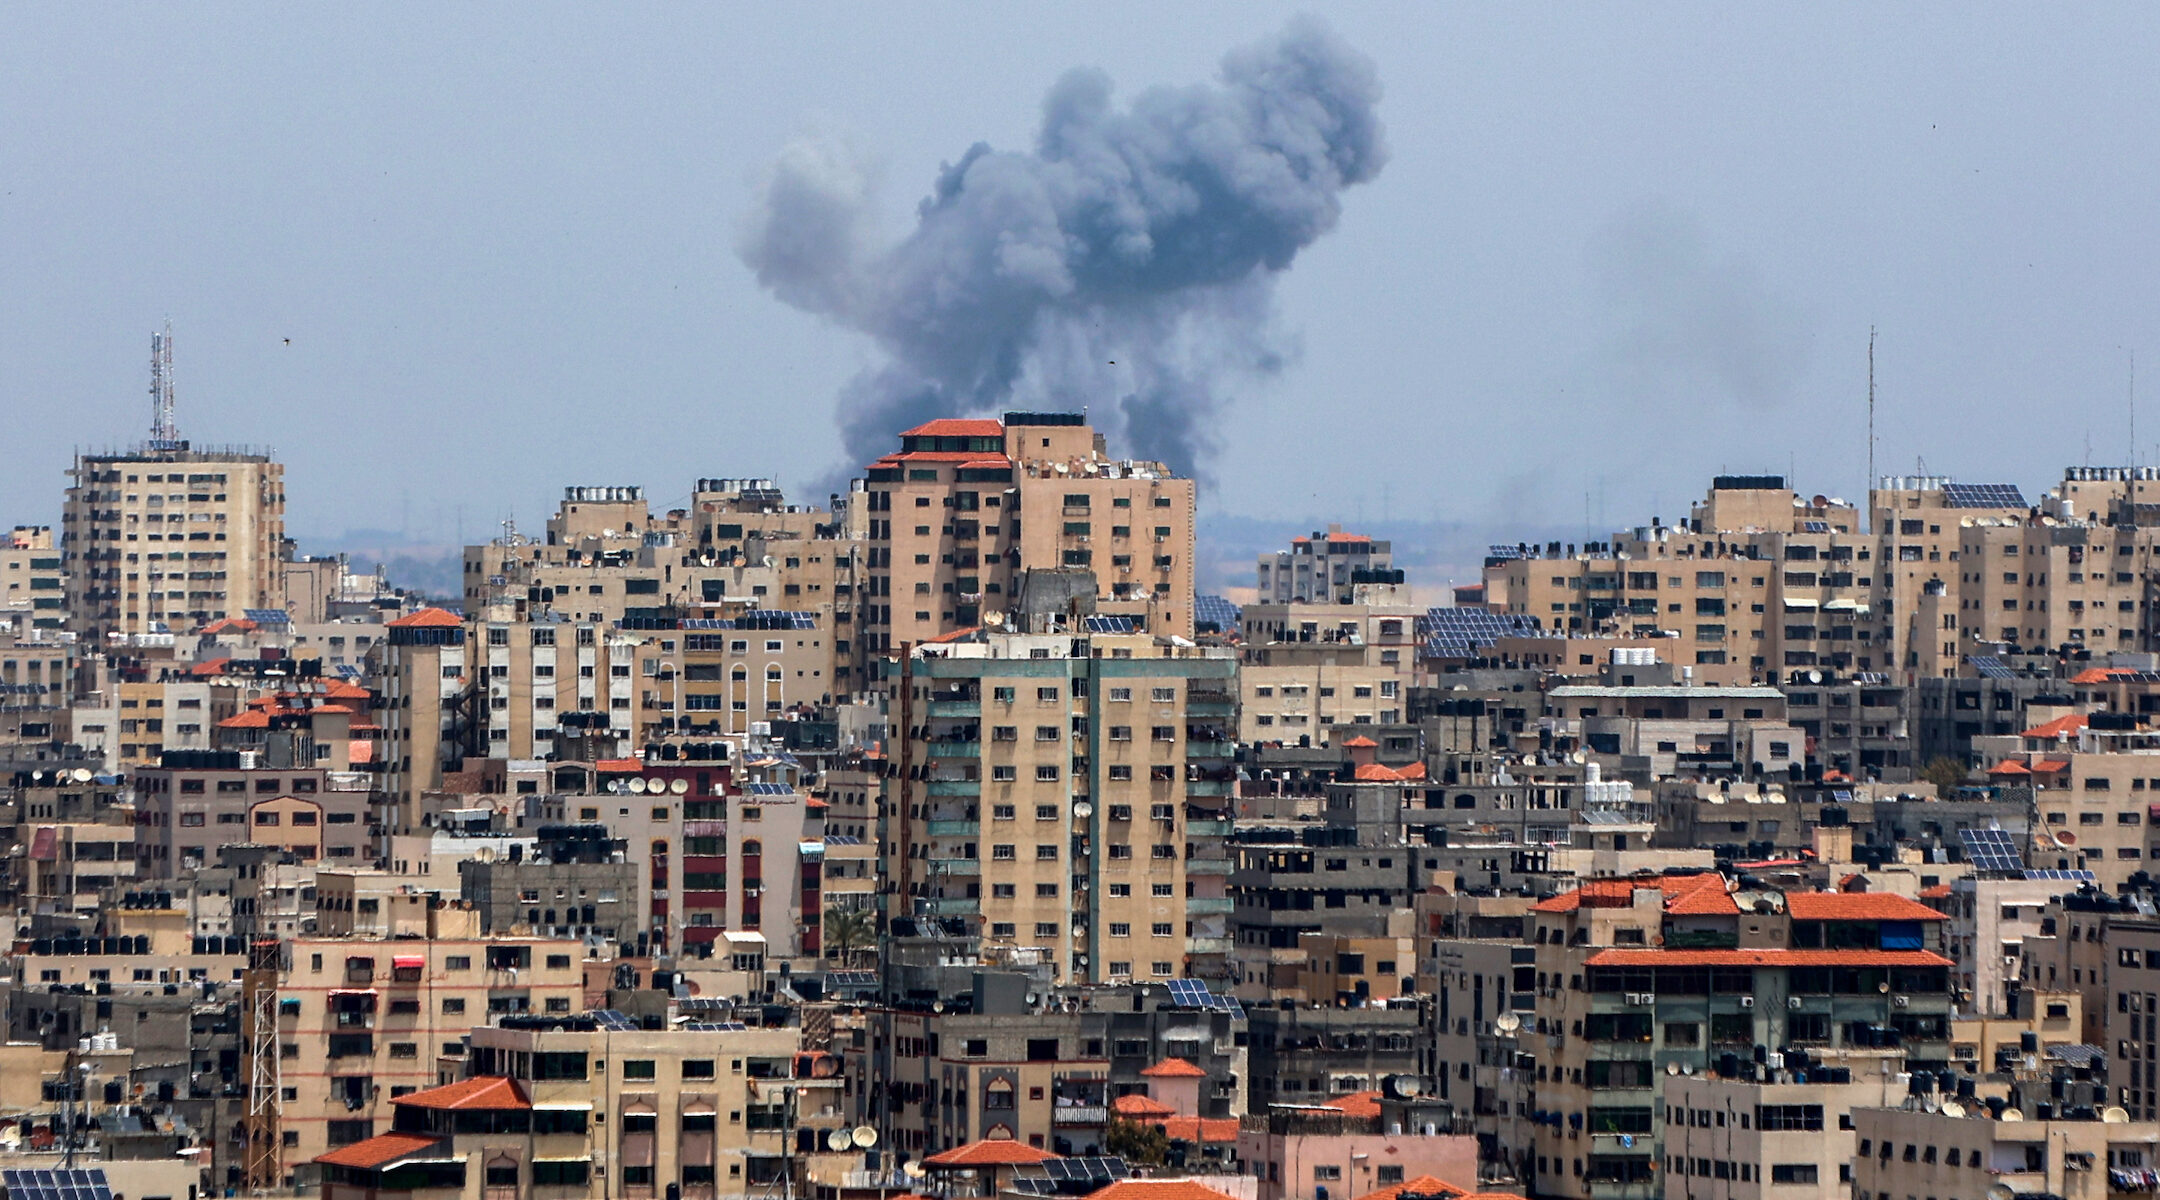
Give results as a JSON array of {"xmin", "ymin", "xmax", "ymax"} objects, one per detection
[{"xmin": 740, "ymin": 18, "xmax": 1386, "ymax": 481}]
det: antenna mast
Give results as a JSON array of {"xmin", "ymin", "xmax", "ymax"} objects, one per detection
[
  {"xmin": 1866, "ymin": 327, "xmax": 1876, "ymax": 497},
  {"xmin": 149, "ymin": 321, "xmax": 179, "ymax": 450}
]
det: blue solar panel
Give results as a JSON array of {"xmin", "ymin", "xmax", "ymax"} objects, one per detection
[
  {"xmin": 1486, "ymin": 544, "xmax": 1527, "ymax": 561},
  {"xmin": 1961, "ymin": 827, "xmax": 2027, "ymax": 873},
  {"xmin": 1195, "ymin": 594, "xmax": 1242, "ymax": 631},
  {"xmin": 743, "ymin": 782, "xmax": 794, "ymax": 795},
  {"xmin": 1967, "ymin": 655, "xmax": 2012, "ymax": 679},
  {"xmin": 244, "ymin": 608, "xmax": 291, "ymax": 625},
  {"xmin": 5, "ymin": 1170, "xmax": 114, "ymax": 1200},
  {"xmin": 1942, "ymin": 483, "xmax": 2029, "ymax": 509},
  {"xmin": 1801, "ymin": 521, "xmax": 1830, "ymax": 533},
  {"xmin": 2024, "ymin": 869, "xmax": 2095, "ymax": 883},
  {"xmin": 1084, "ymin": 615, "xmax": 1135, "ymax": 634}
]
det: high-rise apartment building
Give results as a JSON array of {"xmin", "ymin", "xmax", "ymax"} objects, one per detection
[
  {"xmin": 888, "ymin": 627, "xmax": 1235, "ymax": 985},
  {"xmin": 1256, "ymin": 525, "xmax": 1394, "ymax": 603},
  {"xmin": 859, "ymin": 414, "xmax": 1196, "ymax": 667},
  {"xmin": 63, "ymin": 445, "xmax": 287, "ymax": 641}
]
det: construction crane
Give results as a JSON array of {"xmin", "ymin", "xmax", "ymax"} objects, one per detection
[{"xmin": 148, "ymin": 322, "xmax": 179, "ymax": 450}]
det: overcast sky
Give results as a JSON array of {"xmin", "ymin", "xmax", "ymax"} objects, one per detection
[{"xmin": 7, "ymin": 5, "xmax": 2160, "ymax": 549}]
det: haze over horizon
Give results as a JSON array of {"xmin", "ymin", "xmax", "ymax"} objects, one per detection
[{"xmin": 9, "ymin": 6, "xmax": 2160, "ymax": 552}]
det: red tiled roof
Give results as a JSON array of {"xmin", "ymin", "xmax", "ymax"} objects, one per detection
[
  {"xmin": 190, "ymin": 660, "xmax": 228, "ymax": 676},
  {"xmin": 923, "ymin": 626, "xmax": 985, "ymax": 645},
  {"xmin": 1584, "ymin": 949, "xmax": 1952, "ymax": 968},
  {"xmin": 1353, "ymin": 1177, "xmax": 1470, "ymax": 1200},
  {"xmin": 392, "ymin": 1075, "xmax": 529, "ymax": 1111},
  {"xmin": 2035, "ymin": 758, "xmax": 2071, "ymax": 773},
  {"xmin": 388, "ymin": 607, "xmax": 462, "ymax": 629},
  {"xmin": 1786, "ymin": 893, "xmax": 1948, "ymax": 922},
  {"xmin": 1341, "ymin": 736, "xmax": 1379, "ymax": 748},
  {"xmin": 1320, "ymin": 1090, "xmax": 1382, "ymax": 1120},
  {"xmin": 200, "ymin": 617, "xmax": 258, "ymax": 634},
  {"xmin": 922, "ymin": 1139, "xmax": 1062, "ymax": 1167},
  {"xmin": 1354, "ymin": 762, "xmax": 1428, "ymax": 782},
  {"xmin": 1085, "ymin": 1182, "xmax": 1241, "ymax": 1200},
  {"xmin": 1663, "ymin": 880, "xmax": 1742, "ymax": 916},
  {"xmin": 902, "ymin": 418, "xmax": 1005, "ymax": 439},
  {"xmin": 2071, "ymin": 667, "xmax": 2135, "ymax": 685},
  {"xmin": 1920, "ymin": 884, "xmax": 1954, "ymax": 900},
  {"xmin": 1533, "ymin": 874, "xmax": 1730, "ymax": 914},
  {"xmin": 313, "ymin": 1132, "xmax": 442, "ymax": 1170},
  {"xmin": 1139, "ymin": 1057, "xmax": 1206, "ymax": 1078},
  {"xmin": 1988, "ymin": 759, "xmax": 2032, "ymax": 776},
  {"xmin": 1112, "ymin": 1093, "xmax": 1177, "ymax": 1117},
  {"xmin": 219, "ymin": 711, "xmax": 271, "ymax": 729},
  {"xmin": 874, "ymin": 451, "xmax": 1014, "ymax": 465},
  {"xmin": 1155, "ymin": 1117, "xmax": 1240, "ymax": 1143},
  {"xmin": 2022, "ymin": 713, "xmax": 2089, "ymax": 741},
  {"xmin": 597, "ymin": 759, "xmax": 643, "ymax": 773},
  {"xmin": 313, "ymin": 704, "xmax": 357, "ymax": 716}
]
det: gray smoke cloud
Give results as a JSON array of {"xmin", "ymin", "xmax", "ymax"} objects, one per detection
[{"xmin": 740, "ymin": 17, "xmax": 1386, "ymax": 482}]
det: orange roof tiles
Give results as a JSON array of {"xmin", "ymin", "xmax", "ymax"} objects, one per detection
[
  {"xmin": 391, "ymin": 1075, "xmax": 529, "ymax": 1111},
  {"xmin": 1319, "ymin": 1090, "xmax": 1382, "ymax": 1120},
  {"xmin": 313, "ymin": 1132, "xmax": 443, "ymax": 1169},
  {"xmin": 388, "ymin": 607, "xmax": 463, "ymax": 629},
  {"xmin": 2035, "ymin": 758, "xmax": 2071, "ymax": 773},
  {"xmin": 218, "ymin": 711, "xmax": 271, "ymax": 729},
  {"xmin": 902, "ymin": 418, "xmax": 1005, "ymax": 438},
  {"xmin": 1786, "ymin": 893, "xmax": 1948, "ymax": 922},
  {"xmin": 1663, "ymin": 880, "xmax": 1742, "ymax": 916},
  {"xmin": 1084, "ymin": 1182, "xmax": 1241, "ymax": 1200},
  {"xmin": 1354, "ymin": 762, "xmax": 1428, "ymax": 782},
  {"xmin": 1920, "ymin": 884, "xmax": 1954, "ymax": 900},
  {"xmin": 199, "ymin": 617, "xmax": 258, "ymax": 634},
  {"xmin": 189, "ymin": 660, "xmax": 228, "ymax": 676},
  {"xmin": 596, "ymin": 759, "xmax": 643, "ymax": 773},
  {"xmin": 2071, "ymin": 667, "xmax": 2136, "ymax": 685},
  {"xmin": 921, "ymin": 1139, "xmax": 1062, "ymax": 1167},
  {"xmin": 1155, "ymin": 1117, "xmax": 1241, "ymax": 1143},
  {"xmin": 923, "ymin": 626, "xmax": 986, "ymax": 645},
  {"xmin": 324, "ymin": 680, "xmax": 372, "ymax": 700},
  {"xmin": 2022, "ymin": 713, "xmax": 2090, "ymax": 741},
  {"xmin": 1139, "ymin": 1057, "xmax": 1207, "ymax": 1078},
  {"xmin": 1988, "ymin": 759, "xmax": 2032, "ymax": 776},
  {"xmin": 1353, "ymin": 1176, "xmax": 1470, "ymax": 1200},
  {"xmin": 1533, "ymin": 874, "xmax": 1731, "ymax": 914},
  {"xmin": 1341, "ymin": 736, "xmax": 1379, "ymax": 748},
  {"xmin": 1111, "ymin": 1093, "xmax": 1176, "ymax": 1117},
  {"xmin": 1584, "ymin": 949, "xmax": 1952, "ymax": 968}
]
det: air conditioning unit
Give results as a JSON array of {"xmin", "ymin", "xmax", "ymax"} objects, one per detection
[
  {"xmin": 1893, "ymin": 995, "xmax": 1910, "ymax": 1008},
  {"xmin": 1740, "ymin": 996, "xmax": 1755, "ymax": 1008}
]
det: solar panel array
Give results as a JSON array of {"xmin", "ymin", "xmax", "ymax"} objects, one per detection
[
  {"xmin": 1960, "ymin": 827, "xmax": 2027, "ymax": 873},
  {"xmin": 1165, "ymin": 978, "xmax": 1246, "ymax": 1018},
  {"xmin": 1968, "ymin": 656, "xmax": 2013, "ymax": 679},
  {"xmin": 682, "ymin": 1021, "xmax": 749, "ymax": 1032},
  {"xmin": 1419, "ymin": 608, "xmax": 1541, "ymax": 656},
  {"xmin": 679, "ymin": 996, "xmax": 729, "ymax": 1012},
  {"xmin": 1942, "ymin": 483, "xmax": 2029, "ymax": 509},
  {"xmin": 1801, "ymin": 520, "xmax": 1830, "ymax": 533},
  {"xmin": 243, "ymin": 608, "xmax": 291, "ymax": 625},
  {"xmin": 1083, "ymin": 616, "xmax": 1135, "ymax": 634},
  {"xmin": 1194, "ymin": 594, "xmax": 1241, "ymax": 631},
  {"xmin": 2025, "ymin": 869, "xmax": 2095, "ymax": 883},
  {"xmin": 4, "ymin": 1170, "xmax": 113, "ymax": 1200},
  {"xmin": 589, "ymin": 1010, "xmax": 636, "ymax": 1031},
  {"xmin": 680, "ymin": 612, "xmax": 819, "ymax": 631},
  {"xmin": 826, "ymin": 970, "xmax": 877, "ymax": 987},
  {"xmin": 1037, "ymin": 1158, "xmax": 1129, "ymax": 1183},
  {"xmin": 1486, "ymin": 544, "xmax": 1527, "ymax": 561},
  {"xmin": 743, "ymin": 782, "xmax": 795, "ymax": 796}
]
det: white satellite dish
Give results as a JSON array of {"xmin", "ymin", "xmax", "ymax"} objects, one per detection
[
  {"xmin": 671, "ymin": 778, "xmax": 689, "ymax": 795},
  {"xmin": 1494, "ymin": 1012, "xmax": 1522, "ymax": 1034},
  {"xmin": 606, "ymin": 779, "xmax": 623, "ymax": 794},
  {"xmin": 1665, "ymin": 1062, "xmax": 1681, "ymax": 1077},
  {"xmin": 2000, "ymin": 1108, "xmax": 2025, "ymax": 1122},
  {"xmin": 827, "ymin": 1128, "xmax": 855, "ymax": 1151},
  {"xmin": 1942, "ymin": 1101, "xmax": 1967, "ymax": 1119},
  {"xmin": 1569, "ymin": 750, "xmax": 1587, "ymax": 766},
  {"xmin": 1073, "ymin": 801, "xmax": 1095, "ymax": 819},
  {"xmin": 903, "ymin": 1162, "xmax": 927, "ymax": 1180},
  {"xmin": 72, "ymin": 768, "xmax": 93, "ymax": 783},
  {"xmin": 853, "ymin": 1126, "xmax": 879, "ymax": 1148},
  {"xmin": 2106, "ymin": 1106, "xmax": 2132, "ymax": 1124},
  {"xmin": 646, "ymin": 778, "xmax": 668, "ymax": 794},
  {"xmin": 628, "ymin": 777, "xmax": 648, "ymax": 794},
  {"xmin": 1989, "ymin": 1185, "xmax": 2016, "ymax": 1200}
]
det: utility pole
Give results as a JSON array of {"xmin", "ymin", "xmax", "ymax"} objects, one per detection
[{"xmin": 1866, "ymin": 327, "xmax": 1877, "ymax": 505}]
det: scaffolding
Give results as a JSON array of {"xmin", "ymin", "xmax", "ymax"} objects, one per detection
[{"xmin": 241, "ymin": 937, "xmax": 283, "ymax": 1191}]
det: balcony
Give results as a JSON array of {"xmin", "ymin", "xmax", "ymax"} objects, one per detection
[
  {"xmin": 927, "ymin": 742, "xmax": 981, "ymax": 759},
  {"xmin": 926, "ymin": 780, "xmax": 981, "ymax": 797},
  {"xmin": 1186, "ymin": 897, "xmax": 1234, "ymax": 915},
  {"xmin": 1186, "ymin": 858, "xmax": 1232, "ymax": 875},
  {"xmin": 1186, "ymin": 819, "xmax": 1233, "ymax": 839},
  {"xmin": 925, "ymin": 820, "xmax": 978, "ymax": 838},
  {"xmin": 1186, "ymin": 937, "xmax": 1232, "ymax": 955},
  {"xmin": 923, "ymin": 897, "xmax": 979, "ymax": 916},
  {"xmin": 1186, "ymin": 741, "xmax": 1235, "ymax": 759},
  {"xmin": 927, "ymin": 700, "xmax": 980, "ymax": 718},
  {"xmin": 1053, "ymin": 1105, "xmax": 1107, "ymax": 1127}
]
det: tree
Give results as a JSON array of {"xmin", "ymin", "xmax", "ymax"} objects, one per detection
[
  {"xmin": 1919, "ymin": 756, "xmax": 1970, "ymax": 794},
  {"xmin": 823, "ymin": 907, "xmax": 876, "ymax": 968},
  {"xmin": 1105, "ymin": 1117, "xmax": 1170, "ymax": 1167}
]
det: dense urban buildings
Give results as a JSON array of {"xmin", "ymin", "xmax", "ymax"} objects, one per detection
[{"xmin": 21, "ymin": 382, "xmax": 2160, "ymax": 1200}]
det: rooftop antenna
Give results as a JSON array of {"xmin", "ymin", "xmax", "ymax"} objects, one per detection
[
  {"xmin": 149, "ymin": 320, "xmax": 179, "ymax": 450},
  {"xmin": 1865, "ymin": 326, "xmax": 1876, "ymax": 498}
]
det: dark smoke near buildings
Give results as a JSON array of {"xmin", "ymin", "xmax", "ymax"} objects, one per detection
[{"xmin": 739, "ymin": 18, "xmax": 1387, "ymax": 483}]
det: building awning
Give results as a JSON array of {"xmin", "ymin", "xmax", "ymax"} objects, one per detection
[
  {"xmin": 392, "ymin": 956, "xmax": 425, "ymax": 970},
  {"xmin": 680, "ymin": 1094, "xmax": 717, "ymax": 1116},
  {"xmin": 533, "ymin": 1156, "xmax": 593, "ymax": 1165},
  {"xmin": 532, "ymin": 1101, "xmax": 593, "ymax": 1112},
  {"xmin": 1783, "ymin": 598, "xmax": 1819, "ymax": 610},
  {"xmin": 328, "ymin": 988, "xmax": 377, "ymax": 997}
]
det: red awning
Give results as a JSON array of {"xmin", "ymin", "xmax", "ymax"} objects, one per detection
[
  {"xmin": 392, "ymin": 956, "xmax": 425, "ymax": 970},
  {"xmin": 29, "ymin": 828, "xmax": 55, "ymax": 861}
]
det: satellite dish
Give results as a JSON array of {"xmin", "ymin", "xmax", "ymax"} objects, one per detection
[
  {"xmin": 605, "ymin": 779, "xmax": 623, "ymax": 794},
  {"xmin": 2106, "ymin": 1106, "xmax": 2132, "ymax": 1124},
  {"xmin": 1665, "ymin": 1062, "xmax": 1681, "ymax": 1077},
  {"xmin": 2056, "ymin": 830, "xmax": 2078, "ymax": 847},
  {"xmin": 1808, "ymin": 670, "xmax": 1823, "ymax": 684},
  {"xmin": 931, "ymin": 1000, "xmax": 945, "ymax": 1014},
  {"xmin": 1878, "ymin": 981, "xmax": 1892, "ymax": 993},
  {"xmin": 1073, "ymin": 801, "xmax": 1095, "ymax": 819},
  {"xmin": 1924, "ymin": 1098, "xmax": 1941, "ymax": 1114},
  {"xmin": 1990, "ymin": 1184, "xmax": 2017, "ymax": 1200},
  {"xmin": 1494, "ymin": 1012, "xmax": 1522, "ymax": 1034},
  {"xmin": 1569, "ymin": 750, "xmax": 1587, "ymax": 766},
  {"xmin": 1942, "ymin": 1100, "xmax": 1967, "ymax": 1119},
  {"xmin": 984, "ymin": 611, "xmax": 1006, "ymax": 627},
  {"xmin": 646, "ymin": 778, "xmax": 668, "ymax": 794},
  {"xmin": 72, "ymin": 768, "xmax": 93, "ymax": 783},
  {"xmin": 903, "ymin": 1162, "xmax": 927, "ymax": 1180},
  {"xmin": 0, "ymin": 1126, "xmax": 19, "ymax": 1148},
  {"xmin": 827, "ymin": 1128, "xmax": 855, "ymax": 1151},
  {"xmin": 853, "ymin": 1126, "xmax": 880, "ymax": 1148},
  {"xmin": 627, "ymin": 777, "xmax": 648, "ymax": 794},
  {"xmin": 2001, "ymin": 1108, "xmax": 2025, "ymax": 1122},
  {"xmin": 671, "ymin": 778, "xmax": 690, "ymax": 795}
]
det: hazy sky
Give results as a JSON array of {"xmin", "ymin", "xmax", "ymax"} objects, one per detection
[{"xmin": 8, "ymin": 5, "xmax": 2160, "ymax": 548}]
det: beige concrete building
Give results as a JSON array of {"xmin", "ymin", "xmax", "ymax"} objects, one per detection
[
  {"xmin": 63, "ymin": 446, "xmax": 287, "ymax": 642},
  {"xmin": 1238, "ymin": 593, "xmax": 1420, "ymax": 742},
  {"xmin": 1256, "ymin": 526, "xmax": 1395, "ymax": 604},
  {"xmin": 1660, "ymin": 1072, "xmax": 1906, "ymax": 1200},
  {"xmin": 1852, "ymin": 1107, "xmax": 2160, "ymax": 1200},
  {"xmin": 891, "ymin": 628, "xmax": 1236, "ymax": 984},
  {"xmin": 277, "ymin": 904, "xmax": 587, "ymax": 1184},
  {"xmin": 2, "ymin": 526, "xmax": 65, "ymax": 630},
  {"xmin": 860, "ymin": 414, "xmax": 1196, "ymax": 666}
]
